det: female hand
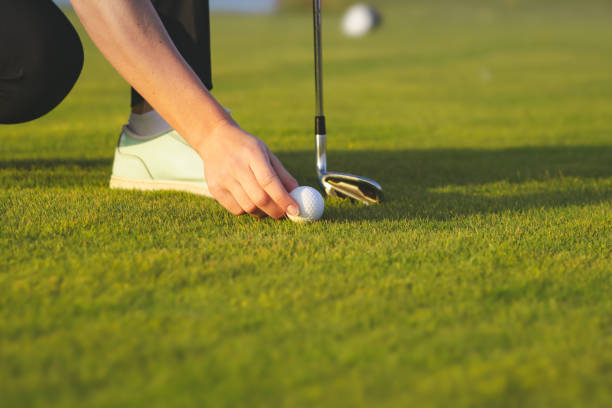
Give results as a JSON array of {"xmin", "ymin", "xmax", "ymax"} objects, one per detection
[{"xmin": 198, "ymin": 121, "xmax": 299, "ymax": 218}]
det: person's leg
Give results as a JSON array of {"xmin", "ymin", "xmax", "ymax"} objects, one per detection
[
  {"xmin": 0, "ymin": 0, "xmax": 84, "ymax": 124},
  {"xmin": 131, "ymin": 0, "xmax": 212, "ymax": 112}
]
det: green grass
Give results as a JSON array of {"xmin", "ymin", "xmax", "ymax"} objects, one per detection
[{"xmin": 1, "ymin": 2, "xmax": 611, "ymax": 407}]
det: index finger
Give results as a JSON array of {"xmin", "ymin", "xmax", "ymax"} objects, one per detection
[{"xmin": 249, "ymin": 151, "xmax": 299, "ymax": 217}]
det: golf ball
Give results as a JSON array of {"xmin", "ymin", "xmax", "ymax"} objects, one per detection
[
  {"xmin": 287, "ymin": 186, "xmax": 325, "ymax": 223},
  {"xmin": 341, "ymin": 4, "xmax": 382, "ymax": 38}
]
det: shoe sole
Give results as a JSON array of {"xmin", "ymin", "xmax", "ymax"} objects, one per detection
[{"xmin": 110, "ymin": 175, "xmax": 213, "ymax": 198}]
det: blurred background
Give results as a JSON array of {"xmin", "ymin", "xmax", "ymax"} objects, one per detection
[
  {"xmin": 53, "ymin": 0, "xmax": 279, "ymax": 13},
  {"xmin": 53, "ymin": 1, "xmax": 378, "ymax": 13},
  {"xmin": 37, "ymin": 0, "xmax": 612, "ymax": 158}
]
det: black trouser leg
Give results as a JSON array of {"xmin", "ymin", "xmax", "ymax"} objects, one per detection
[
  {"xmin": 131, "ymin": 0, "xmax": 213, "ymax": 107},
  {"xmin": 0, "ymin": 0, "xmax": 83, "ymax": 124},
  {"xmin": 0, "ymin": 0, "xmax": 212, "ymax": 123}
]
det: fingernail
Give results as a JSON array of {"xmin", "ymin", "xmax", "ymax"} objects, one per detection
[{"xmin": 287, "ymin": 205, "xmax": 299, "ymax": 216}]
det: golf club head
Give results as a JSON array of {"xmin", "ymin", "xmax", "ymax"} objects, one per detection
[{"xmin": 319, "ymin": 171, "xmax": 383, "ymax": 205}]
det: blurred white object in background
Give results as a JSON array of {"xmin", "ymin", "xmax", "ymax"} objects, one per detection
[{"xmin": 341, "ymin": 4, "xmax": 382, "ymax": 38}]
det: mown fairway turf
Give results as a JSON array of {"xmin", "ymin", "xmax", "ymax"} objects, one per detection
[{"xmin": 1, "ymin": 1, "xmax": 611, "ymax": 407}]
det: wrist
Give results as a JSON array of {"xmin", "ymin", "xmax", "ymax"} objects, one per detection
[{"xmin": 192, "ymin": 116, "xmax": 238, "ymax": 156}]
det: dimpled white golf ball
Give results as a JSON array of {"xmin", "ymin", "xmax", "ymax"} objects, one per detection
[
  {"xmin": 341, "ymin": 4, "xmax": 381, "ymax": 38},
  {"xmin": 288, "ymin": 186, "xmax": 324, "ymax": 223}
]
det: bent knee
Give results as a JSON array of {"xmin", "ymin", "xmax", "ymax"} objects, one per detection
[{"xmin": 0, "ymin": 0, "xmax": 84, "ymax": 124}]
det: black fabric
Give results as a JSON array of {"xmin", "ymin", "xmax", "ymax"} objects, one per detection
[
  {"xmin": 0, "ymin": 0, "xmax": 83, "ymax": 124},
  {"xmin": 132, "ymin": 0, "xmax": 213, "ymax": 107},
  {"xmin": 0, "ymin": 0, "xmax": 212, "ymax": 124}
]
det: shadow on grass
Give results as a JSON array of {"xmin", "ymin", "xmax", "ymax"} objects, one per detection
[
  {"xmin": 0, "ymin": 158, "xmax": 111, "ymax": 188},
  {"xmin": 0, "ymin": 158, "xmax": 111, "ymax": 169},
  {"xmin": 1, "ymin": 146, "xmax": 610, "ymax": 220},
  {"xmin": 277, "ymin": 145, "xmax": 612, "ymax": 221}
]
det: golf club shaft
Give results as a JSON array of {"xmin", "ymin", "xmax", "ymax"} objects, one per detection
[{"xmin": 313, "ymin": 0, "xmax": 327, "ymax": 174}]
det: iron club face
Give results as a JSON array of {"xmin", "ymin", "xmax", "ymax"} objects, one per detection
[
  {"xmin": 319, "ymin": 171, "xmax": 383, "ymax": 205},
  {"xmin": 316, "ymin": 133, "xmax": 383, "ymax": 205}
]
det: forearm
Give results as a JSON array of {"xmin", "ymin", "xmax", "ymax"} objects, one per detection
[{"xmin": 70, "ymin": 0, "xmax": 233, "ymax": 148}]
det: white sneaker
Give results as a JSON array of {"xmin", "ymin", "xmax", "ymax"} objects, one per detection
[{"xmin": 109, "ymin": 126, "xmax": 212, "ymax": 197}]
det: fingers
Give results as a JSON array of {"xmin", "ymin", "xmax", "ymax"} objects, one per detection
[
  {"xmin": 210, "ymin": 186, "xmax": 244, "ymax": 216},
  {"xmin": 268, "ymin": 150, "xmax": 299, "ymax": 192},
  {"xmin": 226, "ymin": 178, "xmax": 268, "ymax": 218},
  {"xmin": 238, "ymin": 166, "xmax": 286, "ymax": 219},
  {"xmin": 248, "ymin": 149, "xmax": 299, "ymax": 218}
]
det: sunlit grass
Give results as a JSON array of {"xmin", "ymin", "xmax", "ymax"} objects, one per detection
[{"xmin": 1, "ymin": 2, "xmax": 611, "ymax": 407}]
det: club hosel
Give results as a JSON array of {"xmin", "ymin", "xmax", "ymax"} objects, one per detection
[
  {"xmin": 316, "ymin": 133, "xmax": 327, "ymax": 174},
  {"xmin": 315, "ymin": 115, "xmax": 327, "ymax": 174}
]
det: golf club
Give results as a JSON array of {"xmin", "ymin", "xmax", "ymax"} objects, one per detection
[{"xmin": 312, "ymin": 0, "xmax": 383, "ymax": 205}]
